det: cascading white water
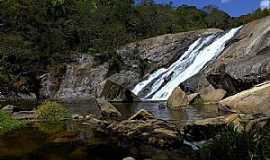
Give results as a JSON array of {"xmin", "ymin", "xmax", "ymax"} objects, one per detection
[{"xmin": 132, "ymin": 26, "xmax": 242, "ymax": 101}]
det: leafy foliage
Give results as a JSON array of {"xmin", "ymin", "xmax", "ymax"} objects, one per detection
[
  {"xmin": 0, "ymin": 111, "xmax": 26, "ymax": 135},
  {"xmin": 200, "ymin": 125, "xmax": 270, "ymax": 160},
  {"xmin": 35, "ymin": 101, "xmax": 71, "ymax": 121}
]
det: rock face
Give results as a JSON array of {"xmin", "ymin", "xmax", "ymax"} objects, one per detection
[
  {"xmin": 199, "ymin": 86, "xmax": 227, "ymax": 103},
  {"xmin": 39, "ymin": 29, "xmax": 221, "ymax": 100},
  {"xmin": 118, "ymin": 29, "xmax": 222, "ymax": 74},
  {"xmin": 40, "ymin": 54, "xmax": 109, "ymax": 100},
  {"xmin": 184, "ymin": 16, "xmax": 270, "ymax": 95},
  {"xmin": 167, "ymin": 87, "xmax": 189, "ymax": 109},
  {"xmin": 219, "ymin": 81, "xmax": 270, "ymax": 115}
]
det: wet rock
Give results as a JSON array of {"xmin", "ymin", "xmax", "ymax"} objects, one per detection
[
  {"xmin": 1, "ymin": 105, "xmax": 17, "ymax": 114},
  {"xmin": 128, "ymin": 109, "xmax": 155, "ymax": 121},
  {"xmin": 107, "ymin": 110, "xmax": 182, "ymax": 148},
  {"xmin": 219, "ymin": 81, "xmax": 270, "ymax": 115},
  {"xmin": 100, "ymin": 79, "xmax": 140, "ymax": 102},
  {"xmin": 199, "ymin": 86, "xmax": 226, "ymax": 103},
  {"xmin": 184, "ymin": 114, "xmax": 241, "ymax": 141},
  {"xmin": 96, "ymin": 99, "xmax": 122, "ymax": 120},
  {"xmin": 167, "ymin": 87, "xmax": 189, "ymax": 109}
]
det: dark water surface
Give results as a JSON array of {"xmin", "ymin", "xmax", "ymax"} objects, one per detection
[{"xmin": 0, "ymin": 100, "xmax": 221, "ymax": 160}]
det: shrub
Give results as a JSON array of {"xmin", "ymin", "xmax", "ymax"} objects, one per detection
[
  {"xmin": 199, "ymin": 125, "xmax": 270, "ymax": 160},
  {"xmin": 35, "ymin": 101, "xmax": 71, "ymax": 122},
  {"xmin": 0, "ymin": 111, "xmax": 25, "ymax": 135}
]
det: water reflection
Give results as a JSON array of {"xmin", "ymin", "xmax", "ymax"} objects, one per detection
[{"xmin": 114, "ymin": 102, "xmax": 220, "ymax": 126}]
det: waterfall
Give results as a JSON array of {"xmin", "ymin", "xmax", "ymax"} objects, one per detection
[{"xmin": 132, "ymin": 26, "xmax": 242, "ymax": 101}]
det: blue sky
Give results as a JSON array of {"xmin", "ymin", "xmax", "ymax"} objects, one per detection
[{"xmin": 155, "ymin": 0, "xmax": 266, "ymax": 17}]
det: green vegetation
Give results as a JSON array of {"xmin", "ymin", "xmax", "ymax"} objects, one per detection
[
  {"xmin": 200, "ymin": 125, "xmax": 270, "ymax": 160},
  {"xmin": 0, "ymin": 0, "xmax": 270, "ymax": 96},
  {"xmin": 0, "ymin": 111, "xmax": 26, "ymax": 135},
  {"xmin": 35, "ymin": 101, "xmax": 71, "ymax": 121}
]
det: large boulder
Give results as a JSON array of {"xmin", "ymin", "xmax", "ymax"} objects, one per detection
[
  {"xmin": 199, "ymin": 86, "xmax": 227, "ymax": 103},
  {"xmin": 96, "ymin": 99, "xmax": 122, "ymax": 120},
  {"xmin": 167, "ymin": 87, "xmax": 189, "ymax": 109},
  {"xmin": 219, "ymin": 81, "xmax": 270, "ymax": 115},
  {"xmin": 99, "ymin": 79, "xmax": 140, "ymax": 102}
]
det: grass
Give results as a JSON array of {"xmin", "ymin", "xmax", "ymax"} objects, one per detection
[
  {"xmin": 0, "ymin": 111, "xmax": 26, "ymax": 135},
  {"xmin": 199, "ymin": 125, "xmax": 270, "ymax": 160}
]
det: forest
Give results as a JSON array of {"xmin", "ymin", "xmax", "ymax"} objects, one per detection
[{"xmin": 1, "ymin": 0, "xmax": 270, "ymax": 96}]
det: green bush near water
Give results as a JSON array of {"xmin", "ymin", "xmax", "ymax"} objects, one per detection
[
  {"xmin": 35, "ymin": 101, "xmax": 71, "ymax": 122},
  {"xmin": 0, "ymin": 111, "xmax": 26, "ymax": 135}
]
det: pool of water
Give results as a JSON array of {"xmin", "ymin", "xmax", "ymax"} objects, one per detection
[
  {"xmin": 114, "ymin": 102, "xmax": 220, "ymax": 124},
  {"xmin": 0, "ymin": 100, "xmax": 221, "ymax": 160},
  {"xmin": 0, "ymin": 122, "xmax": 194, "ymax": 160}
]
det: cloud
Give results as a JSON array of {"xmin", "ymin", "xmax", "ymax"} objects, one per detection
[
  {"xmin": 261, "ymin": 0, "xmax": 270, "ymax": 9},
  {"xmin": 221, "ymin": 0, "xmax": 231, "ymax": 3}
]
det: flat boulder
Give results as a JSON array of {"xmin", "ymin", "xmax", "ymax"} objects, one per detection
[
  {"xmin": 219, "ymin": 81, "xmax": 270, "ymax": 115},
  {"xmin": 167, "ymin": 87, "xmax": 189, "ymax": 109},
  {"xmin": 199, "ymin": 86, "xmax": 226, "ymax": 103}
]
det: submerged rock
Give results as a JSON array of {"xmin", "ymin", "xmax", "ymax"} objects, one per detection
[
  {"xmin": 219, "ymin": 81, "xmax": 270, "ymax": 115},
  {"xmin": 167, "ymin": 87, "xmax": 189, "ymax": 109}
]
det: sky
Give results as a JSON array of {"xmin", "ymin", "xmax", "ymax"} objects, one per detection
[{"xmin": 155, "ymin": 0, "xmax": 270, "ymax": 17}]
